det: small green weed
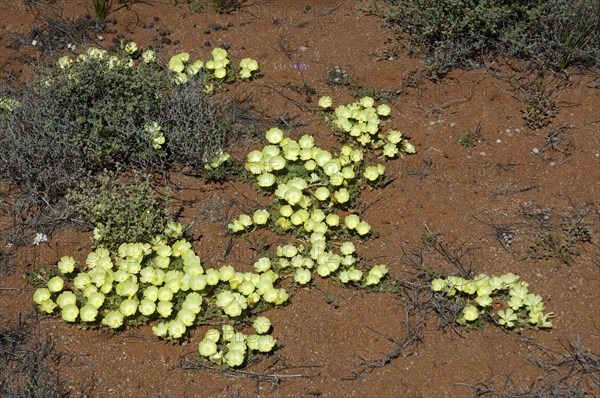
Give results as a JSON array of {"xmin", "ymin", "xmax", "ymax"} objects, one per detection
[{"xmin": 457, "ymin": 124, "xmax": 482, "ymax": 147}]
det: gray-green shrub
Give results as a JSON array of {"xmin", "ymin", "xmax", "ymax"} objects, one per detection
[
  {"xmin": 378, "ymin": 0, "xmax": 599, "ymax": 77},
  {"xmin": 0, "ymin": 49, "xmax": 229, "ymax": 209}
]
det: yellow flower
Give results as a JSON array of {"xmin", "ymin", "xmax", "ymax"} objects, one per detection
[
  {"xmin": 214, "ymin": 68, "xmax": 227, "ymax": 79},
  {"xmin": 80, "ymin": 304, "xmax": 98, "ymax": 322},
  {"xmin": 252, "ymin": 209, "xmax": 270, "ymax": 225},
  {"xmin": 498, "ymin": 308, "xmax": 518, "ymax": 328},
  {"xmin": 355, "ymin": 221, "xmax": 371, "ymax": 236},
  {"xmin": 157, "ymin": 301, "xmax": 173, "ymax": 318},
  {"xmin": 139, "ymin": 299, "xmax": 156, "ymax": 316},
  {"xmin": 56, "ymin": 291, "xmax": 77, "ymax": 308},
  {"xmin": 124, "ymin": 41, "xmax": 138, "ymax": 55},
  {"xmin": 142, "ymin": 50, "xmax": 156, "ymax": 63},
  {"xmin": 167, "ymin": 319, "xmax": 186, "ymax": 339},
  {"xmin": 57, "ymin": 256, "xmax": 76, "ymax": 274},
  {"xmin": 431, "ymin": 278, "xmax": 447, "ymax": 292},
  {"xmin": 462, "ymin": 305, "xmax": 479, "ymax": 322},
  {"xmin": 253, "ymin": 316, "xmax": 272, "ymax": 334},
  {"xmin": 152, "ymin": 322, "xmax": 168, "ymax": 338},
  {"xmin": 61, "ymin": 304, "xmax": 79, "ymax": 322},
  {"xmin": 344, "ymin": 214, "xmax": 360, "ymax": 230},
  {"xmin": 39, "ymin": 299, "xmax": 57, "ymax": 314},
  {"xmin": 33, "ymin": 288, "xmax": 51, "ymax": 304},
  {"xmin": 257, "ymin": 335, "xmax": 276, "ymax": 353},
  {"xmin": 47, "ymin": 276, "xmax": 64, "ymax": 293},
  {"xmin": 219, "ymin": 265, "xmax": 236, "ymax": 282},
  {"xmin": 119, "ymin": 299, "xmax": 138, "ymax": 317},
  {"xmin": 318, "ymin": 96, "xmax": 333, "ymax": 108},
  {"xmin": 376, "ymin": 104, "xmax": 391, "ymax": 116},
  {"xmin": 102, "ymin": 310, "xmax": 124, "ymax": 329},
  {"xmin": 199, "ymin": 339, "xmax": 218, "ymax": 357},
  {"xmin": 211, "ymin": 47, "xmax": 228, "ymax": 61},
  {"xmin": 87, "ymin": 291, "xmax": 105, "ymax": 308},
  {"xmin": 364, "ymin": 274, "xmax": 380, "ymax": 286},
  {"xmin": 57, "ymin": 56, "xmax": 72, "ymax": 69},
  {"xmin": 225, "ymin": 349, "xmax": 245, "ymax": 367},
  {"xmin": 73, "ymin": 272, "xmax": 92, "ymax": 290},
  {"xmin": 293, "ymin": 268, "xmax": 312, "ymax": 285}
]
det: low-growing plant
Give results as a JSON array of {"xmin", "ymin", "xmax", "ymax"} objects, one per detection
[
  {"xmin": 66, "ymin": 170, "xmax": 173, "ymax": 250},
  {"xmin": 213, "ymin": 0, "xmax": 243, "ymax": 14},
  {"xmin": 31, "ymin": 223, "xmax": 283, "ymax": 368},
  {"xmin": 431, "ymin": 272, "xmax": 554, "ymax": 329},
  {"xmin": 231, "ymin": 126, "xmax": 400, "ymax": 289}
]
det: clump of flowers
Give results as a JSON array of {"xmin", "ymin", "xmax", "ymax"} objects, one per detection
[
  {"xmin": 239, "ymin": 58, "xmax": 260, "ymax": 79},
  {"xmin": 231, "ymin": 128, "xmax": 392, "ymax": 287},
  {"xmin": 431, "ymin": 272, "xmax": 554, "ymax": 329},
  {"xmin": 198, "ymin": 318, "xmax": 277, "ymax": 368},
  {"xmin": 166, "ymin": 47, "xmax": 260, "ymax": 87},
  {"xmin": 32, "ymin": 221, "xmax": 289, "ymax": 345},
  {"xmin": 320, "ymin": 96, "xmax": 416, "ymax": 158}
]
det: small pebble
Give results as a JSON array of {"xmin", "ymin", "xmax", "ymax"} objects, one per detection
[
  {"xmin": 549, "ymin": 161, "xmax": 556, "ymax": 167},
  {"xmin": 515, "ymin": 128, "xmax": 521, "ymax": 133},
  {"xmin": 298, "ymin": 45, "xmax": 308, "ymax": 51},
  {"xmin": 479, "ymin": 152, "xmax": 486, "ymax": 157},
  {"xmin": 505, "ymin": 128, "xmax": 511, "ymax": 133},
  {"xmin": 496, "ymin": 139, "xmax": 502, "ymax": 144},
  {"xmin": 532, "ymin": 148, "xmax": 540, "ymax": 154},
  {"xmin": 449, "ymin": 122, "xmax": 456, "ymax": 128},
  {"xmin": 429, "ymin": 121, "xmax": 436, "ymax": 126}
]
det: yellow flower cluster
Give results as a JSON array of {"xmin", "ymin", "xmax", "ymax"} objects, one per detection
[
  {"xmin": 198, "ymin": 320, "xmax": 276, "ymax": 367},
  {"xmin": 33, "ymin": 221, "xmax": 290, "ymax": 341},
  {"xmin": 431, "ymin": 273, "xmax": 554, "ymax": 329},
  {"xmin": 168, "ymin": 48, "xmax": 260, "ymax": 85},
  {"xmin": 230, "ymin": 128, "xmax": 391, "ymax": 288},
  {"xmin": 320, "ymin": 96, "xmax": 416, "ymax": 158}
]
